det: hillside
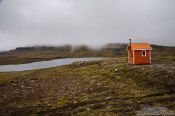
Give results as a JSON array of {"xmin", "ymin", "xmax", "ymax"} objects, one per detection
[
  {"xmin": 0, "ymin": 44, "xmax": 174, "ymax": 65},
  {"xmin": 0, "ymin": 58, "xmax": 174, "ymax": 115}
]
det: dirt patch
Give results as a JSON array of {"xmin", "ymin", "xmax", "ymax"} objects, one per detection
[{"xmin": 0, "ymin": 75, "xmax": 83, "ymax": 106}]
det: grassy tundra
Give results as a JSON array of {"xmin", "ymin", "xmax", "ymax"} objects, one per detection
[{"xmin": 0, "ymin": 44, "xmax": 175, "ymax": 115}]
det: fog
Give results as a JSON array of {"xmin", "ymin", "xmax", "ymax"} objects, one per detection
[{"xmin": 0, "ymin": 0, "xmax": 175, "ymax": 51}]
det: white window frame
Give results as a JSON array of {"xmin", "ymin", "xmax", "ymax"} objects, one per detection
[{"xmin": 142, "ymin": 50, "xmax": 146, "ymax": 57}]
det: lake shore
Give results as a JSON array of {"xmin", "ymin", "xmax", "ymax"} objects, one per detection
[
  {"xmin": 0, "ymin": 44, "xmax": 174, "ymax": 65},
  {"xmin": 0, "ymin": 57, "xmax": 104, "ymax": 72},
  {"xmin": 0, "ymin": 57, "xmax": 175, "ymax": 115}
]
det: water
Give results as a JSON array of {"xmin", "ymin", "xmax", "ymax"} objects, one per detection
[{"xmin": 0, "ymin": 57, "xmax": 103, "ymax": 72}]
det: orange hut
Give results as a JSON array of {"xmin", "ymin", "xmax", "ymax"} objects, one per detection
[{"xmin": 127, "ymin": 39, "xmax": 152, "ymax": 64}]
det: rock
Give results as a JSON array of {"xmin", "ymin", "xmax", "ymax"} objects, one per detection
[
  {"xmin": 73, "ymin": 100, "xmax": 77, "ymax": 104},
  {"xmin": 115, "ymin": 69, "xmax": 118, "ymax": 71},
  {"xmin": 21, "ymin": 85, "xmax": 24, "ymax": 88},
  {"xmin": 90, "ymin": 80, "xmax": 95, "ymax": 85},
  {"xmin": 106, "ymin": 96, "xmax": 112, "ymax": 100},
  {"xmin": 120, "ymin": 84, "xmax": 127, "ymax": 88},
  {"xmin": 86, "ymin": 107, "xmax": 90, "ymax": 111}
]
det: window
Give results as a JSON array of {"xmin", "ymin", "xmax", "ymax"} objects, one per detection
[{"xmin": 142, "ymin": 50, "xmax": 146, "ymax": 56}]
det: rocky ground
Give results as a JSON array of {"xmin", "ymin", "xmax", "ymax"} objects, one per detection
[{"xmin": 0, "ymin": 58, "xmax": 175, "ymax": 115}]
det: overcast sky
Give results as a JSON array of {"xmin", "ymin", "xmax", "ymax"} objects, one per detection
[{"xmin": 0, "ymin": 0, "xmax": 175, "ymax": 51}]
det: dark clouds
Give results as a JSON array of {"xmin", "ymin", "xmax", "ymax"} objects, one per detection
[{"xmin": 0, "ymin": 0, "xmax": 175, "ymax": 50}]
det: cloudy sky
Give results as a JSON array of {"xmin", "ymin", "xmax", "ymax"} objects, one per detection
[{"xmin": 0, "ymin": 0, "xmax": 175, "ymax": 50}]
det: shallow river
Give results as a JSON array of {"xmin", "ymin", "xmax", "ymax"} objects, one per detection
[{"xmin": 0, "ymin": 57, "xmax": 103, "ymax": 72}]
